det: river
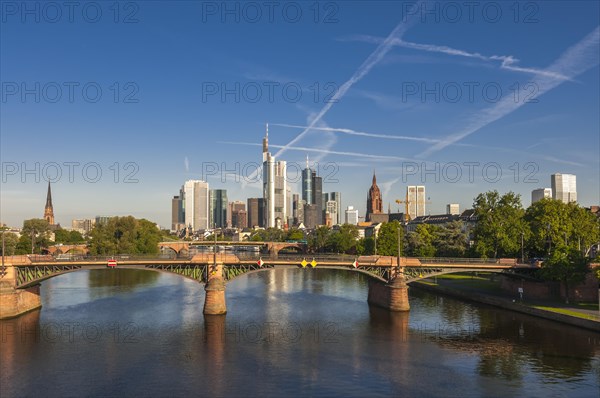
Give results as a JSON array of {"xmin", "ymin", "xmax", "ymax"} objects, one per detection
[{"xmin": 1, "ymin": 268, "xmax": 598, "ymax": 397}]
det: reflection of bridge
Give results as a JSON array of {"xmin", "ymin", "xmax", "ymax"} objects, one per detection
[{"xmin": 0, "ymin": 253, "xmax": 536, "ymax": 318}]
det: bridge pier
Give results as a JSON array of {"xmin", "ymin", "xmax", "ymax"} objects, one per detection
[
  {"xmin": 0, "ymin": 261, "xmax": 42, "ymax": 319},
  {"xmin": 203, "ymin": 263, "xmax": 227, "ymax": 315},
  {"xmin": 367, "ymin": 275, "xmax": 410, "ymax": 312}
]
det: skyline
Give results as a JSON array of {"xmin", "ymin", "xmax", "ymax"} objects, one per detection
[{"xmin": 2, "ymin": 1, "xmax": 599, "ymax": 228}]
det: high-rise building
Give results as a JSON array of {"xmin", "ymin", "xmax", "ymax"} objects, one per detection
[
  {"xmin": 325, "ymin": 200, "xmax": 338, "ymax": 227},
  {"xmin": 407, "ymin": 185, "xmax": 426, "ymax": 220},
  {"xmin": 43, "ymin": 181, "xmax": 55, "ymax": 225},
  {"xmin": 95, "ymin": 216, "xmax": 112, "ymax": 226},
  {"xmin": 247, "ymin": 198, "xmax": 264, "ymax": 228},
  {"xmin": 312, "ymin": 172, "xmax": 323, "ymax": 225},
  {"xmin": 171, "ymin": 185, "xmax": 185, "ymax": 232},
  {"xmin": 531, "ymin": 188, "xmax": 552, "ymax": 204},
  {"xmin": 233, "ymin": 210, "xmax": 247, "ymax": 229},
  {"xmin": 303, "ymin": 204, "xmax": 319, "ymax": 229},
  {"xmin": 184, "ymin": 180, "xmax": 209, "ymax": 231},
  {"xmin": 210, "ymin": 189, "xmax": 228, "ymax": 228},
  {"xmin": 329, "ymin": 192, "xmax": 342, "ymax": 225},
  {"xmin": 446, "ymin": 203, "xmax": 460, "ymax": 215},
  {"xmin": 292, "ymin": 194, "xmax": 305, "ymax": 226},
  {"xmin": 345, "ymin": 206, "xmax": 359, "ymax": 225},
  {"xmin": 229, "ymin": 201, "xmax": 247, "ymax": 229},
  {"xmin": 302, "ymin": 156, "xmax": 312, "ymax": 205},
  {"xmin": 262, "ymin": 124, "xmax": 287, "ymax": 228},
  {"xmin": 366, "ymin": 172, "xmax": 382, "ymax": 222},
  {"xmin": 71, "ymin": 219, "xmax": 94, "ymax": 234},
  {"xmin": 551, "ymin": 174, "xmax": 577, "ymax": 203}
]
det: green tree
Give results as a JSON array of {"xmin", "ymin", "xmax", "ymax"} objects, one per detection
[
  {"xmin": 525, "ymin": 199, "xmax": 600, "ymax": 258},
  {"xmin": 88, "ymin": 216, "xmax": 162, "ymax": 255},
  {"xmin": 54, "ymin": 229, "xmax": 85, "ymax": 244},
  {"xmin": 308, "ymin": 226, "xmax": 330, "ymax": 253},
  {"xmin": 0, "ymin": 232, "xmax": 19, "ymax": 256},
  {"xmin": 19, "ymin": 219, "xmax": 51, "ymax": 254},
  {"xmin": 473, "ymin": 191, "xmax": 528, "ymax": 258},
  {"xmin": 540, "ymin": 248, "xmax": 590, "ymax": 304},
  {"xmin": 286, "ymin": 228, "xmax": 305, "ymax": 241},
  {"xmin": 250, "ymin": 228, "xmax": 286, "ymax": 242},
  {"xmin": 410, "ymin": 224, "xmax": 437, "ymax": 257},
  {"xmin": 363, "ymin": 237, "xmax": 375, "ymax": 255},
  {"xmin": 372, "ymin": 221, "xmax": 403, "ymax": 256},
  {"xmin": 435, "ymin": 220, "xmax": 469, "ymax": 257}
]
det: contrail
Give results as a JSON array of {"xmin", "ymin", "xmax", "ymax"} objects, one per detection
[
  {"xmin": 219, "ymin": 141, "xmax": 411, "ymax": 161},
  {"xmin": 271, "ymin": 123, "xmax": 439, "ymax": 143},
  {"xmin": 272, "ymin": 1, "xmax": 423, "ymax": 159},
  {"xmin": 418, "ymin": 26, "xmax": 600, "ymax": 157},
  {"xmin": 345, "ymin": 34, "xmax": 571, "ymax": 80}
]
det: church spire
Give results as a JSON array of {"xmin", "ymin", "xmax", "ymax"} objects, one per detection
[
  {"xmin": 44, "ymin": 181, "xmax": 55, "ymax": 225},
  {"xmin": 372, "ymin": 170, "xmax": 377, "ymax": 185},
  {"xmin": 46, "ymin": 181, "xmax": 52, "ymax": 208}
]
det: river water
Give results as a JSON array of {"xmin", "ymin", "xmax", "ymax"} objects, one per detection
[{"xmin": 1, "ymin": 268, "xmax": 599, "ymax": 397}]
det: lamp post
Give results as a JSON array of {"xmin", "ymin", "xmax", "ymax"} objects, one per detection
[
  {"xmin": 547, "ymin": 223, "xmax": 552, "ymax": 255},
  {"xmin": 1, "ymin": 230, "xmax": 5, "ymax": 277},
  {"xmin": 31, "ymin": 229, "xmax": 36, "ymax": 254},
  {"xmin": 374, "ymin": 230, "xmax": 377, "ymax": 256},
  {"xmin": 397, "ymin": 223, "xmax": 403, "ymax": 279},
  {"xmin": 521, "ymin": 231, "xmax": 524, "ymax": 264},
  {"xmin": 213, "ymin": 223, "xmax": 217, "ymax": 270}
]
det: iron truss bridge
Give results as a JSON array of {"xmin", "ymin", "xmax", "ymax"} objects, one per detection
[{"xmin": 11, "ymin": 256, "xmax": 536, "ymax": 288}]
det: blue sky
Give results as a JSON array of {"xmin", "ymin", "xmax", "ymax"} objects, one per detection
[{"xmin": 1, "ymin": 1, "xmax": 599, "ymax": 228}]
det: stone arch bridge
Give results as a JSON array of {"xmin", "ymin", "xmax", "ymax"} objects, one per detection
[
  {"xmin": 0, "ymin": 254, "xmax": 533, "ymax": 318},
  {"xmin": 158, "ymin": 241, "xmax": 306, "ymax": 257}
]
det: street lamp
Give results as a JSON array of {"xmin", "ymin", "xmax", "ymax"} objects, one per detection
[
  {"xmin": 31, "ymin": 229, "xmax": 36, "ymax": 254},
  {"xmin": 1, "ymin": 230, "xmax": 6, "ymax": 277},
  {"xmin": 397, "ymin": 223, "xmax": 404, "ymax": 279},
  {"xmin": 521, "ymin": 231, "xmax": 524, "ymax": 264}
]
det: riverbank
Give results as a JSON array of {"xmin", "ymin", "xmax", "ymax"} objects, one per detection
[{"xmin": 411, "ymin": 274, "xmax": 600, "ymax": 333}]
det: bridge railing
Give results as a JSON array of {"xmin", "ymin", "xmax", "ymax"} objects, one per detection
[
  {"xmin": 417, "ymin": 257, "xmax": 510, "ymax": 264},
  {"xmin": 27, "ymin": 254, "xmax": 193, "ymax": 263}
]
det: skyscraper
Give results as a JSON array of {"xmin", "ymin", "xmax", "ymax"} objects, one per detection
[
  {"xmin": 446, "ymin": 203, "xmax": 460, "ymax": 215},
  {"xmin": 312, "ymin": 171, "xmax": 323, "ymax": 225},
  {"xmin": 325, "ymin": 200, "xmax": 338, "ymax": 227},
  {"xmin": 210, "ymin": 189, "xmax": 228, "ymax": 228},
  {"xmin": 551, "ymin": 174, "xmax": 577, "ymax": 203},
  {"xmin": 44, "ymin": 181, "xmax": 55, "ymax": 225},
  {"xmin": 171, "ymin": 195, "xmax": 183, "ymax": 232},
  {"xmin": 329, "ymin": 192, "xmax": 342, "ymax": 225},
  {"xmin": 366, "ymin": 172, "xmax": 382, "ymax": 222},
  {"xmin": 302, "ymin": 155, "xmax": 312, "ymax": 205},
  {"xmin": 184, "ymin": 180, "xmax": 209, "ymax": 231},
  {"xmin": 345, "ymin": 206, "xmax": 359, "ymax": 225},
  {"xmin": 229, "ymin": 201, "xmax": 246, "ymax": 229},
  {"xmin": 247, "ymin": 198, "xmax": 264, "ymax": 228},
  {"xmin": 292, "ymin": 194, "xmax": 305, "ymax": 226},
  {"xmin": 531, "ymin": 188, "xmax": 552, "ymax": 204},
  {"xmin": 262, "ymin": 124, "xmax": 287, "ymax": 228},
  {"xmin": 407, "ymin": 185, "xmax": 426, "ymax": 220}
]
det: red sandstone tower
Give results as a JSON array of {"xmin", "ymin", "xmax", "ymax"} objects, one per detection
[{"xmin": 366, "ymin": 172, "xmax": 383, "ymax": 222}]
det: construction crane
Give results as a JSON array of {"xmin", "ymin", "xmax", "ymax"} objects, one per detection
[{"xmin": 395, "ymin": 193, "xmax": 432, "ymax": 222}]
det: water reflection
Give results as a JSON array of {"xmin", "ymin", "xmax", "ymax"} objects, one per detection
[
  {"xmin": 87, "ymin": 269, "xmax": 160, "ymax": 299},
  {"xmin": 410, "ymin": 286, "xmax": 600, "ymax": 383},
  {"xmin": 0, "ymin": 268, "xmax": 598, "ymax": 397}
]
